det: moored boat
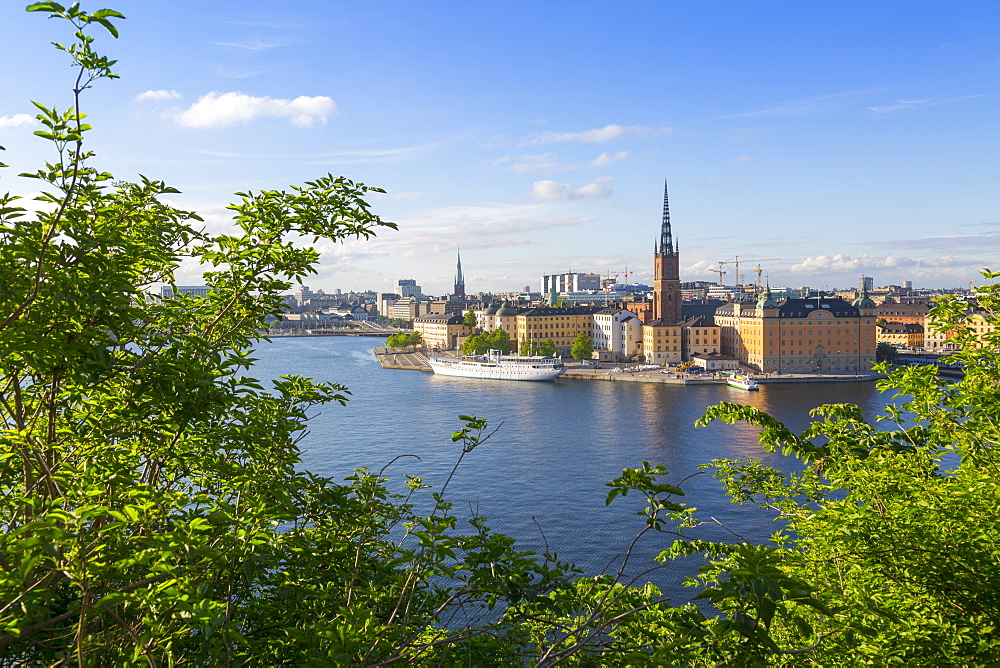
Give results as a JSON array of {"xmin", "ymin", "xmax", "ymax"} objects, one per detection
[
  {"xmin": 727, "ymin": 375, "xmax": 760, "ymax": 391},
  {"xmin": 428, "ymin": 349, "xmax": 566, "ymax": 381}
]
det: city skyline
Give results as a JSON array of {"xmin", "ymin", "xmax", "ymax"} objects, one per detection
[{"xmin": 1, "ymin": 2, "xmax": 998, "ymax": 294}]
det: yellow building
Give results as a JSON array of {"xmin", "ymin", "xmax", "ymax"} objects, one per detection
[
  {"xmin": 714, "ymin": 287, "xmax": 877, "ymax": 373},
  {"xmin": 516, "ymin": 306, "xmax": 599, "ymax": 356},
  {"xmin": 413, "ymin": 313, "xmax": 473, "ymax": 350},
  {"xmin": 641, "ymin": 319, "xmax": 683, "ymax": 365},
  {"xmin": 682, "ymin": 316, "xmax": 721, "ymax": 360},
  {"xmin": 876, "ymin": 322, "xmax": 924, "ymax": 349}
]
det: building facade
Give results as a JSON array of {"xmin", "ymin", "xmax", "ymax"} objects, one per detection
[
  {"xmin": 877, "ymin": 322, "xmax": 924, "ymax": 348},
  {"xmin": 413, "ymin": 313, "xmax": 474, "ymax": 350},
  {"xmin": 591, "ymin": 308, "xmax": 642, "ymax": 361},
  {"xmin": 715, "ymin": 287, "xmax": 877, "ymax": 373},
  {"xmin": 515, "ymin": 306, "xmax": 599, "ymax": 356},
  {"xmin": 681, "ymin": 316, "xmax": 721, "ymax": 360},
  {"xmin": 641, "ymin": 320, "xmax": 683, "ymax": 365}
]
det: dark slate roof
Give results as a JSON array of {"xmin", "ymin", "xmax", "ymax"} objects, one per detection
[
  {"xmin": 643, "ymin": 318, "xmax": 681, "ymax": 328},
  {"xmin": 876, "ymin": 302, "xmax": 931, "ymax": 318},
  {"xmin": 776, "ymin": 297, "xmax": 861, "ymax": 318},
  {"xmin": 877, "ymin": 322, "xmax": 924, "ymax": 334},
  {"xmin": 414, "ymin": 313, "xmax": 465, "ymax": 324},
  {"xmin": 682, "ymin": 316, "xmax": 717, "ymax": 328},
  {"xmin": 521, "ymin": 306, "xmax": 601, "ymax": 316}
]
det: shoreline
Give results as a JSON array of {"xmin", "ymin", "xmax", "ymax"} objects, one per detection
[{"xmin": 373, "ymin": 347, "xmax": 882, "ymax": 384}]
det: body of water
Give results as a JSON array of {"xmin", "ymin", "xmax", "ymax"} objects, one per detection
[{"xmin": 250, "ymin": 336, "xmax": 891, "ymax": 596}]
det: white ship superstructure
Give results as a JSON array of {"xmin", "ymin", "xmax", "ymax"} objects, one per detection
[{"xmin": 428, "ymin": 350, "xmax": 566, "ymax": 381}]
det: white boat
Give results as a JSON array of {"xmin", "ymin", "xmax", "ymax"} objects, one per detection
[
  {"xmin": 727, "ymin": 375, "xmax": 760, "ymax": 391},
  {"xmin": 428, "ymin": 349, "xmax": 566, "ymax": 381}
]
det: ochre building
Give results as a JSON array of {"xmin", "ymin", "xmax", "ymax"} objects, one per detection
[{"xmin": 714, "ymin": 287, "xmax": 877, "ymax": 373}]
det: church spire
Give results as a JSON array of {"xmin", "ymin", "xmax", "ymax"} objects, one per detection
[
  {"xmin": 659, "ymin": 178, "xmax": 674, "ymax": 256},
  {"xmin": 453, "ymin": 247, "xmax": 466, "ymax": 298}
]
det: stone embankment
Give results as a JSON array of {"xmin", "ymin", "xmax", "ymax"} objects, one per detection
[{"xmin": 373, "ymin": 348, "xmax": 881, "ymax": 384}]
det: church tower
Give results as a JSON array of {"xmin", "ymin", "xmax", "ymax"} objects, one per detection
[
  {"xmin": 652, "ymin": 179, "xmax": 682, "ymax": 324},
  {"xmin": 453, "ymin": 248, "xmax": 466, "ymax": 298}
]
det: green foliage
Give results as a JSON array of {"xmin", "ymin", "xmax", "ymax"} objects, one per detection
[
  {"xmin": 876, "ymin": 340, "xmax": 898, "ymax": 361},
  {"xmin": 538, "ymin": 338, "xmax": 558, "ymax": 357},
  {"xmin": 463, "ymin": 308, "xmax": 477, "ymax": 328},
  {"xmin": 462, "ymin": 327, "xmax": 513, "ymax": 355},
  {"xmin": 571, "ymin": 331, "xmax": 593, "ymax": 360},
  {"xmin": 386, "ymin": 331, "xmax": 422, "ymax": 348},
  {"xmin": 519, "ymin": 339, "xmax": 535, "ymax": 355}
]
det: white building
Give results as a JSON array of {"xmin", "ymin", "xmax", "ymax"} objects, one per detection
[
  {"xmin": 540, "ymin": 272, "xmax": 602, "ymax": 295},
  {"xmin": 394, "ymin": 279, "xmax": 421, "ymax": 297},
  {"xmin": 591, "ymin": 308, "xmax": 642, "ymax": 362}
]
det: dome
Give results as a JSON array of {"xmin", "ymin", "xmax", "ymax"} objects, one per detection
[
  {"xmin": 852, "ymin": 284, "xmax": 876, "ymax": 309},
  {"xmin": 756, "ymin": 284, "xmax": 778, "ymax": 309},
  {"xmin": 484, "ymin": 302, "xmax": 499, "ymax": 316},
  {"xmin": 496, "ymin": 301, "xmax": 518, "ymax": 317}
]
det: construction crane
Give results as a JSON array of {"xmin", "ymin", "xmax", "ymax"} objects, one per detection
[
  {"xmin": 751, "ymin": 258, "xmax": 782, "ymax": 291},
  {"xmin": 708, "ymin": 263, "xmax": 726, "ymax": 284},
  {"xmin": 611, "ymin": 267, "xmax": 633, "ymax": 284},
  {"xmin": 959, "ymin": 280, "xmax": 975, "ymax": 293},
  {"xmin": 717, "ymin": 256, "xmax": 781, "ymax": 288}
]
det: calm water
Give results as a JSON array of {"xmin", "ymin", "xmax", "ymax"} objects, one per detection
[{"xmin": 250, "ymin": 336, "xmax": 891, "ymax": 596}]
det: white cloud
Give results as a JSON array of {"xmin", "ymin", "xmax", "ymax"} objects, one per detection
[
  {"xmin": 0, "ymin": 114, "xmax": 36, "ymax": 129},
  {"xmin": 867, "ymin": 93, "xmax": 986, "ymax": 115},
  {"xmin": 135, "ymin": 89, "xmax": 181, "ymax": 102},
  {"xmin": 527, "ymin": 123, "xmax": 674, "ymax": 145},
  {"xmin": 174, "ymin": 92, "xmax": 336, "ymax": 129},
  {"xmin": 700, "ymin": 176, "xmax": 716, "ymax": 187},
  {"xmin": 734, "ymin": 155, "xmax": 752, "ymax": 163},
  {"xmin": 211, "ymin": 37, "xmax": 296, "ymax": 51},
  {"xmin": 588, "ymin": 151, "xmax": 629, "ymax": 167},
  {"xmin": 503, "ymin": 150, "xmax": 630, "ymax": 174},
  {"xmin": 867, "ymin": 99, "xmax": 936, "ymax": 114},
  {"xmin": 530, "ymin": 180, "xmax": 611, "ymax": 201},
  {"xmin": 371, "ymin": 190, "xmax": 424, "ymax": 201},
  {"xmin": 510, "ymin": 153, "xmax": 562, "ymax": 173}
]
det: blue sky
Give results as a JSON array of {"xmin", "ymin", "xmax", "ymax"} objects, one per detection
[{"xmin": 1, "ymin": 1, "xmax": 998, "ymax": 294}]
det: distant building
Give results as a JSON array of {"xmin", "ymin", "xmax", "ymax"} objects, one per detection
[
  {"xmin": 540, "ymin": 272, "xmax": 603, "ymax": 295},
  {"xmin": 160, "ymin": 285, "xmax": 211, "ymax": 298},
  {"xmin": 394, "ymin": 279, "xmax": 421, "ymax": 297},
  {"xmin": 876, "ymin": 302, "xmax": 930, "ymax": 326}
]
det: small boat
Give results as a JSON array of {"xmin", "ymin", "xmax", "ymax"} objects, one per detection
[
  {"xmin": 428, "ymin": 349, "xmax": 566, "ymax": 381},
  {"xmin": 727, "ymin": 375, "xmax": 760, "ymax": 391}
]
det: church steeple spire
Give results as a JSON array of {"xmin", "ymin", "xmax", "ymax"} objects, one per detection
[
  {"xmin": 658, "ymin": 178, "xmax": 675, "ymax": 257},
  {"xmin": 652, "ymin": 178, "xmax": 682, "ymax": 324},
  {"xmin": 453, "ymin": 248, "xmax": 466, "ymax": 298}
]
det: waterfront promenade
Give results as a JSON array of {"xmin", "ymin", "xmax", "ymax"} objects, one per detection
[{"xmin": 373, "ymin": 347, "xmax": 880, "ymax": 385}]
